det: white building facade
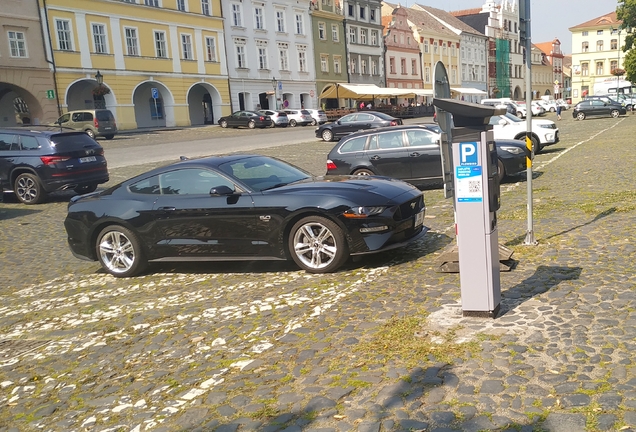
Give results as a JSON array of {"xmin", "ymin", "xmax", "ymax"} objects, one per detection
[
  {"xmin": 222, "ymin": 0, "xmax": 317, "ymax": 111},
  {"xmin": 343, "ymin": 0, "xmax": 385, "ymax": 87}
]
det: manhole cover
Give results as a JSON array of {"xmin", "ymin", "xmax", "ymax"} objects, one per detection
[{"xmin": 0, "ymin": 339, "xmax": 51, "ymax": 359}]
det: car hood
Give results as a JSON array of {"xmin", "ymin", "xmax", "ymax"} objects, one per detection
[{"xmin": 266, "ymin": 176, "xmax": 421, "ymax": 203}]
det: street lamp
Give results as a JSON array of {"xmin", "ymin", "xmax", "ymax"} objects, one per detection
[
  {"xmin": 95, "ymin": 70, "xmax": 103, "ymax": 85},
  {"xmin": 272, "ymin": 77, "xmax": 277, "ymax": 110}
]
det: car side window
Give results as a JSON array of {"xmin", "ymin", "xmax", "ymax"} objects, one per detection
[
  {"xmin": 159, "ymin": 168, "xmax": 234, "ymax": 195},
  {"xmin": 129, "ymin": 175, "xmax": 161, "ymax": 195},
  {"xmin": 357, "ymin": 114, "xmax": 373, "ymax": 122},
  {"xmin": 339, "ymin": 114, "xmax": 355, "ymax": 124},
  {"xmin": 0, "ymin": 133, "xmax": 17, "ymax": 151},
  {"xmin": 20, "ymin": 136, "xmax": 40, "ymax": 150},
  {"xmin": 376, "ymin": 131, "xmax": 404, "ymax": 149},
  {"xmin": 58, "ymin": 114, "xmax": 70, "ymax": 124},
  {"xmin": 72, "ymin": 113, "xmax": 83, "ymax": 122},
  {"xmin": 406, "ymin": 130, "xmax": 437, "ymax": 147},
  {"xmin": 83, "ymin": 112, "xmax": 94, "ymax": 121},
  {"xmin": 339, "ymin": 136, "xmax": 367, "ymax": 153}
]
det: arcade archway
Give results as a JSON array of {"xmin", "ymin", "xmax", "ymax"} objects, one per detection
[
  {"xmin": 187, "ymin": 83, "xmax": 223, "ymax": 125},
  {"xmin": 0, "ymin": 83, "xmax": 45, "ymax": 126},
  {"xmin": 132, "ymin": 81, "xmax": 176, "ymax": 128}
]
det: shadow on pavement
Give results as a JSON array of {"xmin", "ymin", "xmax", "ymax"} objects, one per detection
[{"xmin": 0, "ymin": 203, "xmax": 42, "ymax": 220}]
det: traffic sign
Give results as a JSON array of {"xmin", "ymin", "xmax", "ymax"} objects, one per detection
[
  {"xmin": 151, "ymin": 87, "xmax": 159, "ymax": 99},
  {"xmin": 278, "ymin": 81, "xmax": 282, "ymax": 91},
  {"xmin": 46, "ymin": 90, "xmax": 55, "ymax": 99}
]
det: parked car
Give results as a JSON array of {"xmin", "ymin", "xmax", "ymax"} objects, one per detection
[
  {"xmin": 572, "ymin": 100, "xmax": 627, "ymax": 120},
  {"xmin": 489, "ymin": 113, "xmax": 559, "ymax": 153},
  {"xmin": 325, "ymin": 125, "xmax": 528, "ymax": 186},
  {"xmin": 258, "ymin": 110, "xmax": 289, "ymax": 128},
  {"xmin": 556, "ymin": 99, "xmax": 570, "ymax": 110},
  {"xmin": 283, "ymin": 109, "xmax": 314, "ymax": 127},
  {"xmin": 537, "ymin": 100, "xmax": 558, "ymax": 113},
  {"xmin": 64, "ymin": 155, "xmax": 428, "ymax": 277},
  {"xmin": 517, "ymin": 101, "xmax": 542, "ymax": 116},
  {"xmin": 304, "ymin": 109, "xmax": 328, "ymax": 126},
  {"xmin": 0, "ymin": 127, "xmax": 109, "ymax": 204},
  {"xmin": 316, "ymin": 111, "xmax": 403, "ymax": 142},
  {"xmin": 52, "ymin": 109, "xmax": 117, "ymax": 140},
  {"xmin": 218, "ymin": 111, "xmax": 272, "ymax": 129},
  {"xmin": 531, "ymin": 101, "xmax": 547, "ymax": 115}
]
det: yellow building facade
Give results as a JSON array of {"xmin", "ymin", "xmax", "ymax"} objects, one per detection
[{"xmin": 40, "ymin": 0, "xmax": 230, "ymax": 130}]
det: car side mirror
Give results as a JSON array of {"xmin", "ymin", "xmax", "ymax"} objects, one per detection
[
  {"xmin": 498, "ymin": 119, "xmax": 507, "ymax": 126},
  {"xmin": 336, "ymin": 120, "xmax": 341, "ymax": 125},
  {"xmin": 210, "ymin": 185, "xmax": 235, "ymax": 196}
]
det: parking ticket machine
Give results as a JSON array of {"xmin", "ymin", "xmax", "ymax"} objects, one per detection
[{"xmin": 433, "ymin": 98, "xmax": 504, "ymax": 317}]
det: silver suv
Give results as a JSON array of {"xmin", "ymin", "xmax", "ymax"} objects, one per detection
[{"xmin": 53, "ymin": 109, "xmax": 117, "ymax": 140}]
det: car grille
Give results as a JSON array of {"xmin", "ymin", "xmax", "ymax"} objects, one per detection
[{"xmin": 394, "ymin": 195, "xmax": 424, "ymax": 221}]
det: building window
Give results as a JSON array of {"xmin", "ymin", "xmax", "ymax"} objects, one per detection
[
  {"xmin": 279, "ymin": 44, "xmax": 289, "ymax": 70},
  {"xmin": 295, "ymin": 14, "xmax": 304, "ymax": 35},
  {"xmin": 371, "ymin": 30, "xmax": 377, "ymax": 46},
  {"xmin": 276, "ymin": 11, "xmax": 285, "ymax": 32},
  {"xmin": 154, "ymin": 31, "xmax": 167, "ymax": 58},
  {"xmin": 201, "ymin": 0, "xmax": 210, "ymax": 15},
  {"xmin": 350, "ymin": 58, "xmax": 357, "ymax": 74},
  {"xmin": 55, "ymin": 19, "xmax": 73, "ymax": 51},
  {"xmin": 92, "ymin": 24, "xmax": 108, "ymax": 54},
  {"xmin": 582, "ymin": 41, "xmax": 589, "ymax": 52},
  {"xmin": 425, "ymin": 66, "xmax": 430, "ymax": 83},
  {"xmin": 360, "ymin": 29, "xmax": 367, "ymax": 45},
  {"xmin": 582, "ymin": 31, "xmax": 588, "ymax": 36},
  {"xmin": 581, "ymin": 62, "xmax": 589, "ymax": 76},
  {"xmin": 360, "ymin": 59, "xmax": 366, "ymax": 74},
  {"xmin": 596, "ymin": 61, "xmax": 604, "ymax": 75},
  {"xmin": 334, "ymin": 56, "xmax": 341, "ymax": 73},
  {"xmin": 349, "ymin": 27, "xmax": 357, "ymax": 43},
  {"xmin": 597, "ymin": 30, "xmax": 603, "ymax": 35},
  {"xmin": 298, "ymin": 46, "xmax": 307, "ymax": 72},
  {"xmin": 254, "ymin": 7, "xmax": 264, "ymax": 29},
  {"xmin": 145, "ymin": 0, "xmax": 159, "ymax": 6},
  {"xmin": 8, "ymin": 31, "xmax": 27, "ymax": 58},
  {"xmin": 257, "ymin": 47, "xmax": 268, "ymax": 69},
  {"xmin": 231, "ymin": 3, "xmax": 242, "ymax": 26},
  {"xmin": 433, "ymin": 41, "xmax": 438, "ymax": 54},
  {"xmin": 451, "ymin": 44, "xmax": 456, "ymax": 56},
  {"xmin": 451, "ymin": 68, "xmax": 456, "ymax": 84},
  {"xmin": 348, "ymin": 4, "xmax": 354, "ymax": 17},
  {"xmin": 359, "ymin": 6, "xmax": 365, "ymax": 19},
  {"xmin": 400, "ymin": 58, "xmax": 406, "ymax": 74},
  {"xmin": 371, "ymin": 60, "xmax": 377, "ymax": 75},
  {"xmin": 318, "ymin": 22, "xmax": 326, "ymax": 40},
  {"xmin": 611, "ymin": 39, "xmax": 618, "ymax": 50},
  {"xmin": 425, "ymin": 41, "xmax": 430, "ymax": 53},
  {"xmin": 181, "ymin": 34, "xmax": 193, "ymax": 59},
  {"xmin": 236, "ymin": 44, "xmax": 246, "ymax": 68},
  {"xmin": 320, "ymin": 54, "xmax": 329, "ymax": 72},
  {"xmin": 443, "ymin": 43, "xmax": 447, "ymax": 55},
  {"xmin": 407, "ymin": 36, "xmax": 411, "ymax": 46},
  {"xmin": 411, "ymin": 59, "xmax": 417, "ymax": 75},
  {"xmin": 177, "ymin": 0, "xmax": 186, "ymax": 11},
  {"xmin": 389, "ymin": 57, "xmax": 395, "ymax": 74},
  {"xmin": 332, "ymin": 24, "xmax": 339, "ymax": 42},
  {"xmin": 125, "ymin": 27, "xmax": 139, "ymax": 56},
  {"xmin": 205, "ymin": 36, "xmax": 217, "ymax": 61},
  {"xmin": 596, "ymin": 40, "xmax": 603, "ymax": 51},
  {"xmin": 370, "ymin": 8, "xmax": 376, "ymax": 22}
]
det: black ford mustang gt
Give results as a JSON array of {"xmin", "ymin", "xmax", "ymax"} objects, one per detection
[{"xmin": 64, "ymin": 155, "xmax": 428, "ymax": 277}]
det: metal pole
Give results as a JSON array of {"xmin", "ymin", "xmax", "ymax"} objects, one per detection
[
  {"xmin": 618, "ymin": 30, "xmax": 621, "ymax": 94},
  {"xmin": 522, "ymin": 0, "xmax": 536, "ymax": 245}
]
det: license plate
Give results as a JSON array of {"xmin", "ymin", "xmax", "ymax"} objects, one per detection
[
  {"xmin": 414, "ymin": 210, "xmax": 424, "ymax": 227},
  {"xmin": 79, "ymin": 156, "xmax": 97, "ymax": 163}
]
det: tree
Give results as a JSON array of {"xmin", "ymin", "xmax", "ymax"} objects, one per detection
[{"xmin": 616, "ymin": 1, "xmax": 636, "ymax": 81}]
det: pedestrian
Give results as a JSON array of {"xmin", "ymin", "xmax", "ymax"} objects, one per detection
[
  {"xmin": 359, "ymin": 101, "xmax": 365, "ymax": 110},
  {"xmin": 556, "ymin": 104, "xmax": 562, "ymax": 120}
]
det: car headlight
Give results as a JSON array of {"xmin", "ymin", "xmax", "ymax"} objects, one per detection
[
  {"xmin": 499, "ymin": 146, "xmax": 524, "ymax": 155},
  {"xmin": 343, "ymin": 206, "xmax": 386, "ymax": 218},
  {"xmin": 538, "ymin": 124, "xmax": 554, "ymax": 129}
]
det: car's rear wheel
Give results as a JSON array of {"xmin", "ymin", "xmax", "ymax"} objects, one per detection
[
  {"xmin": 248, "ymin": 120, "xmax": 256, "ymax": 129},
  {"xmin": 576, "ymin": 112, "xmax": 586, "ymax": 120},
  {"xmin": 353, "ymin": 168, "xmax": 374, "ymax": 176},
  {"xmin": 85, "ymin": 129, "xmax": 96, "ymax": 140},
  {"xmin": 288, "ymin": 216, "xmax": 349, "ymax": 273},
  {"xmin": 290, "ymin": 119, "xmax": 297, "ymax": 127},
  {"xmin": 321, "ymin": 129, "xmax": 333, "ymax": 142},
  {"xmin": 14, "ymin": 173, "xmax": 45, "ymax": 204},
  {"xmin": 220, "ymin": 119, "xmax": 228, "ymax": 128},
  {"xmin": 531, "ymin": 136, "xmax": 541, "ymax": 154},
  {"xmin": 74, "ymin": 184, "xmax": 98, "ymax": 194},
  {"xmin": 497, "ymin": 159, "xmax": 505, "ymax": 182},
  {"xmin": 311, "ymin": 119, "xmax": 317, "ymax": 126},
  {"xmin": 269, "ymin": 121, "xmax": 276, "ymax": 128},
  {"xmin": 550, "ymin": 107, "xmax": 556, "ymax": 112},
  {"xmin": 104, "ymin": 134, "xmax": 115, "ymax": 140},
  {"xmin": 611, "ymin": 109, "xmax": 620, "ymax": 118},
  {"xmin": 96, "ymin": 225, "xmax": 147, "ymax": 277}
]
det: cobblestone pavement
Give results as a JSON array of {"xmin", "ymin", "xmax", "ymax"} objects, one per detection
[{"xmin": 1, "ymin": 112, "xmax": 636, "ymax": 431}]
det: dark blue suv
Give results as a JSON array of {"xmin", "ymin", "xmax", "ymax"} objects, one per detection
[{"xmin": 0, "ymin": 127, "xmax": 109, "ymax": 204}]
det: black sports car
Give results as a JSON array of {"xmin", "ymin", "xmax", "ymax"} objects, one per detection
[
  {"xmin": 64, "ymin": 155, "xmax": 428, "ymax": 277},
  {"xmin": 218, "ymin": 111, "xmax": 272, "ymax": 129},
  {"xmin": 315, "ymin": 111, "xmax": 403, "ymax": 142}
]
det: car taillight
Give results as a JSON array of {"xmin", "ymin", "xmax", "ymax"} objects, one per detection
[
  {"xmin": 390, "ymin": 120, "xmax": 397, "ymax": 126},
  {"xmin": 260, "ymin": 116, "xmax": 265, "ymax": 121},
  {"xmin": 326, "ymin": 159, "xmax": 337, "ymax": 171},
  {"xmin": 41, "ymin": 155, "xmax": 71, "ymax": 165},
  {"xmin": 94, "ymin": 118, "xmax": 99, "ymax": 128}
]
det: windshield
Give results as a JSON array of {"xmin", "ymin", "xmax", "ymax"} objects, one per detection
[
  {"xmin": 218, "ymin": 156, "xmax": 311, "ymax": 192},
  {"xmin": 504, "ymin": 112, "xmax": 523, "ymax": 122}
]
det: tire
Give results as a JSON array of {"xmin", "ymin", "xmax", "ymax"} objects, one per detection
[
  {"xmin": 219, "ymin": 119, "xmax": 228, "ymax": 128},
  {"xmin": 550, "ymin": 107, "xmax": 556, "ymax": 113},
  {"xmin": 14, "ymin": 173, "xmax": 45, "ymax": 204},
  {"xmin": 248, "ymin": 120, "xmax": 256, "ymax": 129},
  {"xmin": 321, "ymin": 129, "xmax": 333, "ymax": 142},
  {"xmin": 269, "ymin": 121, "xmax": 276, "ymax": 128},
  {"xmin": 353, "ymin": 168, "xmax": 374, "ymax": 176},
  {"xmin": 104, "ymin": 134, "xmax": 115, "ymax": 140},
  {"xmin": 85, "ymin": 129, "xmax": 96, "ymax": 140},
  {"xmin": 290, "ymin": 119, "xmax": 297, "ymax": 127},
  {"xmin": 288, "ymin": 216, "xmax": 349, "ymax": 273},
  {"xmin": 576, "ymin": 112, "xmax": 586, "ymax": 121},
  {"xmin": 311, "ymin": 119, "xmax": 317, "ymax": 126},
  {"xmin": 74, "ymin": 184, "xmax": 98, "ymax": 195},
  {"xmin": 531, "ymin": 136, "xmax": 541, "ymax": 154},
  {"xmin": 497, "ymin": 159, "xmax": 505, "ymax": 183},
  {"xmin": 96, "ymin": 225, "xmax": 147, "ymax": 277},
  {"xmin": 611, "ymin": 109, "xmax": 620, "ymax": 118}
]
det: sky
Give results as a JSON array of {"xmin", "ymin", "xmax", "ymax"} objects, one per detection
[{"xmin": 405, "ymin": 0, "xmax": 620, "ymax": 54}]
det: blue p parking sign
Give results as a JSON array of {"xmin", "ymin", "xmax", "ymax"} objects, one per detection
[
  {"xmin": 459, "ymin": 142, "xmax": 478, "ymax": 166},
  {"xmin": 151, "ymin": 87, "xmax": 159, "ymax": 99}
]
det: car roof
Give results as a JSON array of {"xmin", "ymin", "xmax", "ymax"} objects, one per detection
[
  {"xmin": 340, "ymin": 124, "xmax": 435, "ymax": 140},
  {"xmin": 0, "ymin": 126, "xmax": 86, "ymax": 136}
]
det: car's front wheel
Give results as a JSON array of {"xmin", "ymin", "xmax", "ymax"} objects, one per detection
[
  {"xmin": 311, "ymin": 119, "xmax": 317, "ymax": 126},
  {"xmin": 104, "ymin": 134, "xmax": 115, "ymax": 140},
  {"xmin": 321, "ymin": 129, "xmax": 333, "ymax": 142},
  {"xmin": 611, "ymin": 109, "xmax": 620, "ymax": 118},
  {"xmin": 288, "ymin": 216, "xmax": 349, "ymax": 273},
  {"xmin": 289, "ymin": 119, "xmax": 297, "ymax": 127},
  {"xmin": 576, "ymin": 112, "xmax": 586, "ymax": 120},
  {"xmin": 219, "ymin": 119, "xmax": 228, "ymax": 128},
  {"xmin": 14, "ymin": 173, "xmax": 45, "ymax": 204},
  {"xmin": 96, "ymin": 225, "xmax": 147, "ymax": 277},
  {"xmin": 248, "ymin": 120, "xmax": 256, "ymax": 129}
]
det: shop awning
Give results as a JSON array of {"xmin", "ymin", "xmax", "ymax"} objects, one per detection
[
  {"xmin": 319, "ymin": 83, "xmax": 434, "ymax": 99},
  {"xmin": 450, "ymin": 87, "xmax": 488, "ymax": 95}
]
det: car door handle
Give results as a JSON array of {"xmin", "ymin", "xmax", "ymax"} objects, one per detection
[
  {"xmin": 370, "ymin": 155, "xmax": 381, "ymax": 160},
  {"xmin": 157, "ymin": 206, "xmax": 176, "ymax": 211},
  {"xmin": 410, "ymin": 152, "xmax": 421, "ymax": 157}
]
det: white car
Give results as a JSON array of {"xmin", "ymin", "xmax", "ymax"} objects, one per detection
[
  {"xmin": 531, "ymin": 101, "xmax": 547, "ymax": 115},
  {"xmin": 283, "ymin": 109, "xmax": 313, "ymax": 127},
  {"xmin": 489, "ymin": 113, "xmax": 559, "ymax": 154},
  {"xmin": 304, "ymin": 109, "xmax": 328, "ymax": 126},
  {"xmin": 538, "ymin": 100, "xmax": 558, "ymax": 113},
  {"xmin": 556, "ymin": 99, "xmax": 570, "ymax": 110},
  {"xmin": 517, "ymin": 101, "xmax": 542, "ymax": 116}
]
